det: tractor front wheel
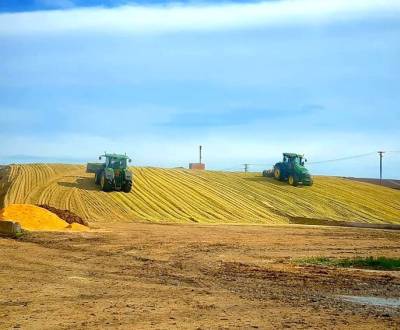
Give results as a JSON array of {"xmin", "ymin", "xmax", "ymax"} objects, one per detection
[
  {"xmin": 288, "ymin": 175, "xmax": 298, "ymax": 187},
  {"xmin": 101, "ymin": 173, "xmax": 112, "ymax": 192},
  {"xmin": 123, "ymin": 180, "xmax": 133, "ymax": 193}
]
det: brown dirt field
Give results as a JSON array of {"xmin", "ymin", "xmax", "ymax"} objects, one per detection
[{"xmin": 1, "ymin": 223, "xmax": 399, "ymax": 329}]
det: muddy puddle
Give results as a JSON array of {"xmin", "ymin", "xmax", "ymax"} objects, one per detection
[{"xmin": 339, "ymin": 295, "xmax": 400, "ymax": 308}]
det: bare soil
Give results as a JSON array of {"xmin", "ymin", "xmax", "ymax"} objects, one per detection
[{"xmin": 0, "ymin": 223, "xmax": 399, "ymax": 329}]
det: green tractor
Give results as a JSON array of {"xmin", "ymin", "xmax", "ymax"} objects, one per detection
[
  {"xmin": 263, "ymin": 153, "xmax": 313, "ymax": 186},
  {"xmin": 86, "ymin": 153, "xmax": 133, "ymax": 192}
]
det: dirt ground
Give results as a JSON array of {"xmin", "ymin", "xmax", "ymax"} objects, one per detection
[{"xmin": 1, "ymin": 223, "xmax": 399, "ymax": 329}]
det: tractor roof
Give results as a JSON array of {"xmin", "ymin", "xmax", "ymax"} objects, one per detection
[
  {"xmin": 102, "ymin": 153, "xmax": 130, "ymax": 159},
  {"xmin": 283, "ymin": 153, "xmax": 303, "ymax": 158}
]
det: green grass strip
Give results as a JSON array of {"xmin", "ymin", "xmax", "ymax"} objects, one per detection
[{"xmin": 295, "ymin": 256, "xmax": 400, "ymax": 270}]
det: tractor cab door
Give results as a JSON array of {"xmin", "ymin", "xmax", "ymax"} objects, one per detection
[
  {"xmin": 279, "ymin": 155, "xmax": 290, "ymax": 177},
  {"xmin": 287, "ymin": 156, "xmax": 297, "ymax": 171},
  {"xmin": 282, "ymin": 155, "xmax": 288, "ymax": 166},
  {"xmin": 105, "ymin": 157, "xmax": 111, "ymax": 168}
]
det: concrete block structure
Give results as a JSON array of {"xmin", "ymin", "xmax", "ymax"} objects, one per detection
[
  {"xmin": 0, "ymin": 220, "xmax": 22, "ymax": 236},
  {"xmin": 189, "ymin": 163, "xmax": 205, "ymax": 170}
]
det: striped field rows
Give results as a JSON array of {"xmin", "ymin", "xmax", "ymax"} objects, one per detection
[{"xmin": 1, "ymin": 164, "xmax": 400, "ymax": 224}]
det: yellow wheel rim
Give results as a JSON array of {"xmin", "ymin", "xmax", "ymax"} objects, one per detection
[
  {"xmin": 274, "ymin": 169, "xmax": 280, "ymax": 179},
  {"xmin": 289, "ymin": 176, "xmax": 294, "ymax": 185}
]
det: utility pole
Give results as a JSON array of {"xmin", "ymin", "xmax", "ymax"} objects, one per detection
[
  {"xmin": 199, "ymin": 145, "xmax": 202, "ymax": 164},
  {"xmin": 243, "ymin": 164, "xmax": 249, "ymax": 173},
  {"xmin": 378, "ymin": 151, "xmax": 385, "ymax": 184}
]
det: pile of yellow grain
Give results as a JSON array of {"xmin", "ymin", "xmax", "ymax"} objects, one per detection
[{"xmin": 0, "ymin": 204, "xmax": 88, "ymax": 232}]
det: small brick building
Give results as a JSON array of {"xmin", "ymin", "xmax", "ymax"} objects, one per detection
[{"xmin": 189, "ymin": 163, "xmax": 205, "ymax": 170}]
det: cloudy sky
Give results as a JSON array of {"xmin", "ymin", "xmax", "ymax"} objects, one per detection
[{"xmin": 0, "ymin": 0, "xmax": 399, "ymax": 178}]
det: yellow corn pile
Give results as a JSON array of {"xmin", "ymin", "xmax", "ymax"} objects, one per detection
[{"xmin": 0, "ymin": 204, "xmax": 88, "ymax": 232}]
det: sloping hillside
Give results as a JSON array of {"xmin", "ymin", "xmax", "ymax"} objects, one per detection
[{"xmin": 0, "ymin": 164, "xmax": 399, "ymax": 224}]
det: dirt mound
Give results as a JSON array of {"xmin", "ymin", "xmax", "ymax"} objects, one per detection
[
  {"xmin": 0, "ymin": 204, "xmax": 88, "ymax": 232},
  {"xmin": 38, "ymin": 204, "xmax": 88, "ymax": 227}
]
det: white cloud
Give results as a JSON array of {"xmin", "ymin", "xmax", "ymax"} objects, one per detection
[{"xmin": 0, "ymin": 0, "xmax": 399, "ymax": 35}]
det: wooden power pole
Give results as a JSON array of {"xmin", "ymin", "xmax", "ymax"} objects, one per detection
[{"xmin": 378, "ymin": 151, "xmax": 385, "ymax": 184}]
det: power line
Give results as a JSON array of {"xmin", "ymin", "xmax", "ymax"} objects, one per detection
[
  {"xmin": 223, "ymin": 149, "xmax": 399, "ymax": 174},
  {"xmin": 308, "ymin": 152, "xmax": 376, "ymax": 165}
]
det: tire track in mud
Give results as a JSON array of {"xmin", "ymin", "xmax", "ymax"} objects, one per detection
[{"xmin": 1, "ymin": 164, "xmax": 400, "ymax": 224}]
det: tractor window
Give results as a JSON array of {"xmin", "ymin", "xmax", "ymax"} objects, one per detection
[
  {"xmin": 110, "ymin": 158, "xmax": 127, "ymax": 169},
  {"xmin": 110, "ymin": 159, "xmax": 120, "ymax": 168},
  {"xmin": 287, "ymin": 157, "xmax": 300, "ymax": 164}
]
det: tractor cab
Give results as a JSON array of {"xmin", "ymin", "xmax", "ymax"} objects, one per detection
[
  {"xmin": 283, "ymin": 153, "xmax": 306, "ymax": 167},
  {"xmin": 102, "ymin": 154, "xmax": 130, "ymax": 170}
]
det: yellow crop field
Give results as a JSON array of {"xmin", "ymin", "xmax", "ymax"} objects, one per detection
[{"xmin": 0, "ymin": 164, "xmax": 399, "ymax": 224}]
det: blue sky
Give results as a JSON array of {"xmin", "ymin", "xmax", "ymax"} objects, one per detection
[{"xmin": 0, "ymin": 0, "xmax": 399, "ymax": 178}]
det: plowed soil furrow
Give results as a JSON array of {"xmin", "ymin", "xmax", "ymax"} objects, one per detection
[{"xmin": 1, "ymin": 164, "xmax": 399, "ymax": 224}]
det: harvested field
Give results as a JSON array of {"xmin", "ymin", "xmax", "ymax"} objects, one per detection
[
  {"xmin": 0, "ymin": 164, "xmax": 399, "ymax": 224},
  {"xmin": 0, "ymin": 223, "xmax": 399, "ymax": 329}
]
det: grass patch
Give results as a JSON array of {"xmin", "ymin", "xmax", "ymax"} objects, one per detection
[{"xmin": 295, "ymin": 256, "xmax": 400, "ymax": 270}]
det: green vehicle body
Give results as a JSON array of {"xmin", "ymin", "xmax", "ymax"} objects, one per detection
[
  {"xmin": 263, "ymin": 153, "xmax": 313, "ymax": 186},
  {"xmin": 86, "ymin": 153, "xmax": 133, "ymax": 192}
]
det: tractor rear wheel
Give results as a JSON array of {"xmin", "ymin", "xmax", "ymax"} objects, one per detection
[
  {"xmin": 274, "ymin": 166, "xmax": 282, "ymax": 180},
  {"xmin": 288, "ymin": 175, "xmax": 298, "ymax": 187},
  {"xmin": 100, "ymin": 173, "xmax": 112, "ymax": 192},
  {"xmin": 123, "ymin": 180, "xmax": 133, "ymax": 193}
]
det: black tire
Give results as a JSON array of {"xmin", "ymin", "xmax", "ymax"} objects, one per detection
[
  {"xmin": 100, "ymin": 172, "xmax": 112, "ymax": 192},
  {"xmin": 123, "ymin": 180, "xmax": 133, "ymax": 193},
  {"xmin": 288, "ymin": 175, "xmax": 298, "ymax": 187}
]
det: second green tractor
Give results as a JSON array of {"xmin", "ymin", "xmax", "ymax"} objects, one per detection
[{"xmin": 263, "ymin": 153, "xmax": 313, "ymax": 186}]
